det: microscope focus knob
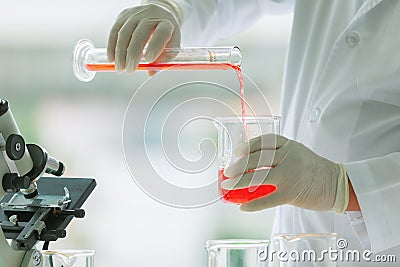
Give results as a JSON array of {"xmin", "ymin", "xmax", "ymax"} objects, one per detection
[
  {"xmin": 2, "ymin": 173, "xmax": 30, "ymax": 192},
  {"xmin": 6, "ymin": 134, "xmax": 25, "ymax": 160},
  {"xmin": 59, "ymin": 209, "xmax": 86, "ymax": 218},
  {"xmin": 74, "ymin": 209, "xmax": 86, "ymax": 218}
]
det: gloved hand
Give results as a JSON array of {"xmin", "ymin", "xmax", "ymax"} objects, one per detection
[
  {"xmin": 107, "ymin": 0, "xmax": 183, "ymax": 74},
  {"xmin": 221, "ymin": 134, "xmax": 349, "ymax": 213}
]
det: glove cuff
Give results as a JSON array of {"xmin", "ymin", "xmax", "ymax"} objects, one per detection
[
  {"xmin": 141, "ymin": 0, "xmax": 184, "ymax": 26},
  {"xmin": 331, "ymin": 163, "xmax": 349, "ymax": 214}
]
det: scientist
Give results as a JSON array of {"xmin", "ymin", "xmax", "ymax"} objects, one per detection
[{"xmin": 107, "ymin": 0, "xmax": 400, "ymax": 265}]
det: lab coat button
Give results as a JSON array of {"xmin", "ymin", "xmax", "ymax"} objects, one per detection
[
  {"xmin": 309, "ymin": 108, "xmax": 320, "ymax": 122},
  {"xmin": 346, "ymin": 32, "xmax": 360, "ymax": 47}
]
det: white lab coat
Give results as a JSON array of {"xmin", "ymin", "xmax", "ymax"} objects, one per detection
[{"xmin": 176, "ymin": 0, "xmax": 400, "ymax": 265}]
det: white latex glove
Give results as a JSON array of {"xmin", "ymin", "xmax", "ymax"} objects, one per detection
[
  {"xmin": 222, "ymin": 134, "xmax": 349, "ymax": 213},
  {"xmin": 107, "ymin": 0, "xmax": 182, "ymax": 73}
]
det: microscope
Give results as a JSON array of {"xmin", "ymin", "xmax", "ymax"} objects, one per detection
[{"xmin": 0, "ymin": 99, "xmax": 96, "ymax": 267}]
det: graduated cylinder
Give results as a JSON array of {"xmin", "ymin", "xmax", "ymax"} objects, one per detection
[{"xmin": 73, "ymin": 39, "xmax": 242, "ymax": 82}]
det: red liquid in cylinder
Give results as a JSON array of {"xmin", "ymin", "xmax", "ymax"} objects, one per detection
[
  {"xmin": 219, "ymin": 169, "xmax": 277, "ymax": 204},
  {"xmin": 85, "ymin": 63, "xmax": 241, "ymax": 71}
]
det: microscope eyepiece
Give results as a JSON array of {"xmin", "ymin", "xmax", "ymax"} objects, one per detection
[{"xmin": 47, "ymin": 161, "xmax": 65, "ymax": 177}]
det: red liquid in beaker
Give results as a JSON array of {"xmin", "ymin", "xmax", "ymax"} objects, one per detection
[{"xmin": 218, "ymin": 169, "xmax": 277, "ymax": 204}]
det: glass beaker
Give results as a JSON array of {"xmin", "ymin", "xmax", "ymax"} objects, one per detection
[
  {"xmin": 73, "ymin": 39, "xmax": 242, "ymax": 82},
  {"xmin": 40, "ymin": 250, "xmax": 95, "ymax": 267},
  {"xmin": 214, "ymin": 116, "xmax": 280, "ymax": 204},
  {"xmin": 206, "ymin": 239, "xmax": 269, "ymax": 267},
  {"xmin": 271, "ymin": 233, "xmax": 339, "ymax": 267}
]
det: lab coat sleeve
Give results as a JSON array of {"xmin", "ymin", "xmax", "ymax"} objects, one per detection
[
  {"xmin": 344, "ymin": 152, "xmax": 400, "ymax": 253},
  {"xmin": 174, "ymin": 0, "xmax": 294, "ymax": 46}
]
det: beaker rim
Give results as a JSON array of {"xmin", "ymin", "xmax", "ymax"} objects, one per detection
[
  {"xmin": 206, "ymin": 239, "xmax": 269, "ymax": 249},
  {"xmin": 40, "ymin": 249, "xmax": 95, "ymax": 256},
  {"xmin": 214, "ymin": 116, "xmax": 280, "ymax": 124},
  {"xmin": 272, "ymin": 233, "xmax": 340, "ymax": 242}
]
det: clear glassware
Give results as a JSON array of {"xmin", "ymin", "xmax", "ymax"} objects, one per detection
[
  {"xmin": 40, "ymin": 250, "xmax": 95, "ymax": 267},
  {"xmin": 214, "ymin": 116, "xmax": 280, "ymax": 204},
  {"xmin": 271, "ymin": 233, "xmax": 339, "ymax": 267},
  {"xmin": 206, "ymin": 239, "xmax": 269, "ymax": 267},
  {"xmin": 73, "ymin": 39, "xmax": 242, "ymax": 82}
]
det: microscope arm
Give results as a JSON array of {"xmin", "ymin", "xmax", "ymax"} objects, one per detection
[
  {"xmin": 0, "ymin": 190, "xmax": 43, "ymax": 267},
  {"xmin": 0, "ymin": 227, "xmax": 42, "ymax": 267},
  {"xmin": 0, "ymin": 227, "xmax": 26, "ymax": 267}
]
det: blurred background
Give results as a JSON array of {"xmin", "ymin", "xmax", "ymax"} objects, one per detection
[{"xmin": 0, "ymin": 1, "xmax": 292, "ymax": 266}]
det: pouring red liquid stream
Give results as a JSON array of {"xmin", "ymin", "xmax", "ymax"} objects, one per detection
[
  {"xmin": 86, "ymin": 62, "xmax": 277, "ymax": 203},
  {"xmin": 86, "ymin": 62, "xmax": 247, "ymax": 129}
]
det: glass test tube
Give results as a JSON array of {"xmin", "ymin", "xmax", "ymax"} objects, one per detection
[{"xmin": 73, "ymin": 39, "xmax": 242, "ymax": 82}]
